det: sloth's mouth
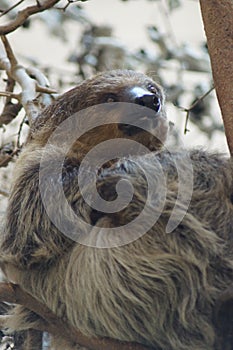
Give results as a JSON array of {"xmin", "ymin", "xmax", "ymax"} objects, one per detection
[
  {"xmin": 118, "ymin": 113, "xmax": 160, "ymax": 136},
  {"xmin": 118, "ymin": 123, "xmax": 143, "ymax": 136},
  {"xmin": 122, "ymin": 87, "xmax": 163, "ymax": 137}
]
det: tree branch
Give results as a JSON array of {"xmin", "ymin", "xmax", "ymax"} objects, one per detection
[
  {"xmin": 182, "ymin": 85, "xmax": 215, "ymax": 134},
  {"xmin": 0, "ymin": 35, "xmax": 40, "ymax": 123},
  {"xmin": 0, "ymin": 145, "xmax": 19, "ymax": 168},
  {"xmin": 0, "ymin": 0, "xmax": 25, "ymax": 18},
  {"xmin": 0, "ymin": 282, "xmax": 152, "ymax": 350},
  {"xmin": 0, "ymin": 188, "xmax": 9, "ymax": 197},
  {"xmin": 199, "ymin": 0, "xmax": 233, "ymax": 155},
  {"xmin": 0, "ymin": 35, "xmax": 56, "ymax": 125},
  {"xmin": 0, "ymin": 0, "xmax": 61, "ymax": 35}
]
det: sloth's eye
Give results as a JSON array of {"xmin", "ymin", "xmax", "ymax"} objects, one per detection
[
  {"xmin": 103, "ymin": 93, "xmax": 118, "ymax": 103},
  {"xmin": 147, "ymin": 84, "xmax": 157, "ymax": 93}
]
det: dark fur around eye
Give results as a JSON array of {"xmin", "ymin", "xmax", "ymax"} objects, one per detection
[
  {"xmin": 102, "ymin": 93, "xmax": 118, "ymax": 103},
  {"xmin": 147, "ymin": 84, "xmax": 157, "ymax": 93}
]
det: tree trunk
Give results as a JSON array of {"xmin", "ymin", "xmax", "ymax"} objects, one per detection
[{"xmin": 199, "ymin": 0, "xmax": 233, "ymax": 155}]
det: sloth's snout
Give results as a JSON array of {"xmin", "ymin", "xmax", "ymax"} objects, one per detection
[
  {"xmin": 134, "ymin": 92, "xmax": 161, "ymax": 113},
  {"xmin": 129, "ymin": 86, "xmax": 161, "ymax": 113},
  {"xmin": 119, "ymin": 86, "xmax": 162, "ymax": 136}
]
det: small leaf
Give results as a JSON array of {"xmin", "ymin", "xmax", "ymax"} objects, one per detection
[{"xmin": 167, "ymin": 0, "xmax": 182, "ymax": 11}]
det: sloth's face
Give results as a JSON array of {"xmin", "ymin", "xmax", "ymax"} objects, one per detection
[
  {"xmin": 33, "ymin": 70, "xmax": 169, "ymax": 157},
  {"xmin": 75, "ymin": 73, "xmax": 169, "ymax": 155},
  {"xmin": 102, "ymin": 83, "xmax": 168, "ymax": 152},
  {"xmin": 103, "ymin": 85, "xmax": 162, "ymax": 132}
]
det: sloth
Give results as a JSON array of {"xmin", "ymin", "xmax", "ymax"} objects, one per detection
[{"xmin": 0, "ymin": 70, "xmax": 233, "ymax": 350}]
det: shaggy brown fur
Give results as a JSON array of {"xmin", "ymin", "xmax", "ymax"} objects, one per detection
[{"xmin": 0, "ymin": 70, "xmax": 233, "ymax": 350}]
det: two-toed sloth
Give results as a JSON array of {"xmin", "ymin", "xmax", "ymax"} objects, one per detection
[{"xmin": 0, "ymin": 70, "xmax": 233, "ymax": 350}]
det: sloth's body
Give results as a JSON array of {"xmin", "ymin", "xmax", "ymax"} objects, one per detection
[{"xmin": 0, "ymin": 70, "xmax": 233, "ymax": 350}]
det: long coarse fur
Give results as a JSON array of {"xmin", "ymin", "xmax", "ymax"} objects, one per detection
[{"xmin": 0, "ymin": 70, "xmax": 233, "ymax": 350}]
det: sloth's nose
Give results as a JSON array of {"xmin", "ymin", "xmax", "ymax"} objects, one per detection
[
  {"xmin": 118, "ymin": 86, "xmax": 162, "ymax": 136},
  {"xmin": 129, "ymin": 87, "xmax": 161, "ymax": 113},
  {"xmin": 134, "ymin": 93, "xmax": 161, "ymax": 113}
]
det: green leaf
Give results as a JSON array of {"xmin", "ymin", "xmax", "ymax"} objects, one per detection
[{"xmin": 167, "ymin": 0, "xmax": 182, "ymax": 11}]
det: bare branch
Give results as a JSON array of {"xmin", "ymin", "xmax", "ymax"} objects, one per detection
[
  {"xmin": 0, "ymin": 0, "xmax": 62, "ymax": 35},
  {"xmin": 0, "ymin": 76, "xmax": 23, "ymax": 126},
  {"xmin": 0, "ymin": 36, "xmax": 56, "ymax": 125},
  {"xmin": 0, "ymin": 35, "xmax": 17, "ymax": 67},
  {"xmin": 0, "ymin": 101, "xmax": 22, "ymax": 126},
  {"xmin": 62, "ymin": 0, "xmax": 81, "ymax": 11},
  {"xmin": 2, "ymin": 75, "xmax": 15, "ymax": 101},
  {"xmin": 183, "ymin": 85, "xmax": 215, "ymax": 134},
  {"xmin": 0, "ymin": 146, "xmax": 19, "ymax": 168},
  {"xmin": 0, "ymin": 188, "xmax": 9, "ymax": 197},
  {"xmin": 175, "ymin": 85, "xmax": 215, "ymax": 134},
  {"xmin": 0, "ymin": 154, "xmax": 14, "ymax": 168},
  {"xmin": 200, "ymin": 0, "xmax": 233, "ymax": 155},
  {"xmin": 26, "ymin": 67, "xmax": 57, "ymax": 106},
  {"xmin": 0, "ymin": 35, "xmax": 40, "ymax": 123},
  {"xmin": 26, "ymin": 67, "xmax": 50, "ymax": 88},
  {"xmin": 0, "ymin": 90, "xmax": 20, "ymax": 99},
  {"xmin": 0, "ymin": 282, "xmax": 152, "ymax": 350},
  {"xmin": 0, "ymin": 0, "xmax": 25, "ymax": 18},
  {"xmin": 17, "ymin": 114, "xmax": 27, "ymax": 148},
  {"xmin": 36, "ymin": 85, "xmax": 57, "ymax": 95}
]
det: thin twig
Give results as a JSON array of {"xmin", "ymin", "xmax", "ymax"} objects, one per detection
[
  {"xmin": 178, "ymin": 85, "xmax": 215, "ymax": 134},
  {"xmin": 0, "ymin": 91, "xmax": 20, "ymax": 100},
  {"xmin": 0, "ymin": 36, "xmax": 55, "ymax": 124},
  {"xmin": 0, "ymin": 76, "xmax": 22, "ymax": 126},
  {"xmin": 0, "ymin": 0, "xmax": 25, "ymax": 18},
  {"xmin": 26, "ymin": 67, "xmax": 57, "ymax": 106},
  {"xmin": 36, "ymin": 85, "xmax": 57, "ymax": 94},
  {"xmin": 0, "ymin": 0, "xmax": 61, "ymax": 35},
  {"xmin": 1, "ymin": 35, "xmax": 40, "ymax": 123},
  {"xmin": 0, "ymin": 188, "xmax": 9, "ymax": 197},
  {"xmin": 0, "ymin": 148, "xmax": 19, "ymax": 168},
  {"xmin": 17, "ymin": 115, "xmax": 27, "ymax": 148},
  {"xmin": 1, "ymin": 35, "xmax": 18, "ymax": 67},
  {"xmin": 2, "ymin": 76, "xmax": 15, "ymax": 101},
  {"xmin": 62, "ymin": 0, "xmax": 80, "ymax": 11},
  {"xmin": 0, "ymin": 101, "xmax": 22, "ymax": 126}
]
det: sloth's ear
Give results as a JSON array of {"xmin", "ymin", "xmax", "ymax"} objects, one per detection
[{"xmin": 214, "ymin": 283, "xmax": 233, "ymax": 350}]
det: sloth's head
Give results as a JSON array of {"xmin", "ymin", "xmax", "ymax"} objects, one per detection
[{"xmin": 31, "ymin": 70, "xmax": 169, "ymax": 155}]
